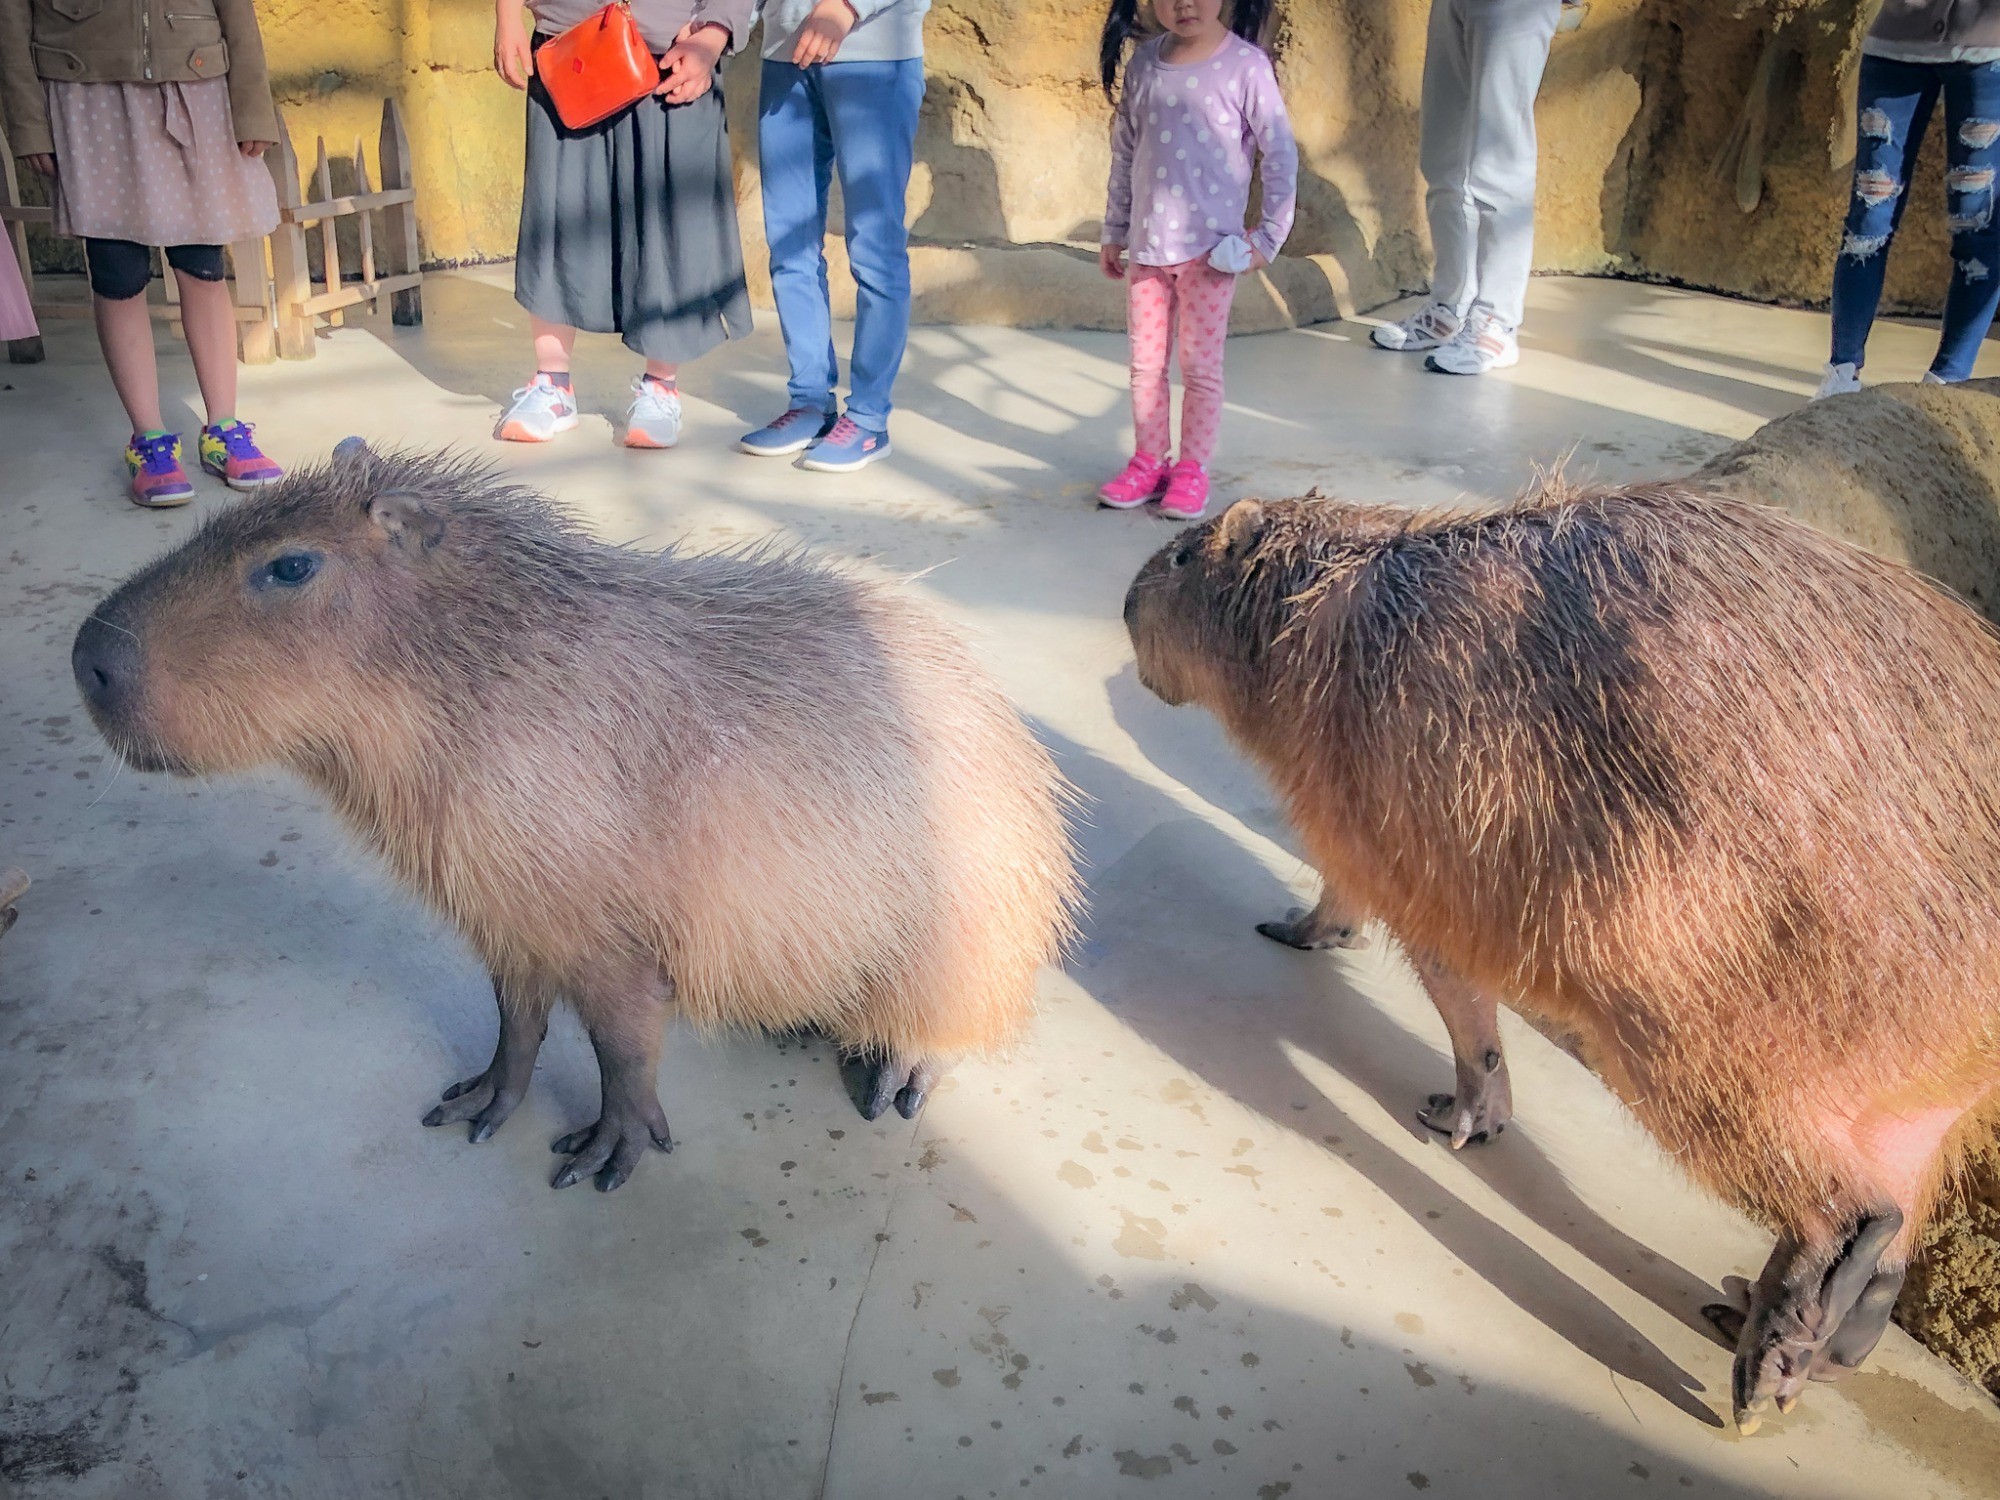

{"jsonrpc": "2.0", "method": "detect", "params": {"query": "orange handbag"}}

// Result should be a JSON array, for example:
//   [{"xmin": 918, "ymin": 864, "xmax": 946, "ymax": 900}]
[{"xmin": 536, "ymin": 1, "xmax": 661, "ymax": 131}]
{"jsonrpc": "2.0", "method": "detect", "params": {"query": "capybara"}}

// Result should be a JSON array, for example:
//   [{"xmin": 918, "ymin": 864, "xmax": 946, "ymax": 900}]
[
  {"xmin": 73, "ymin": 441, "xmax": 1077, "ymax": 1191},
  {"xmin": 1123, "ymin": 484, "xmax": 2000, "ymax": 1432}
]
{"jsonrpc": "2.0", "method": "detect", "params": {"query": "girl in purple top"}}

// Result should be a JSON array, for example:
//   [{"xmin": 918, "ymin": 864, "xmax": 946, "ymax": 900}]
[{"xmin": 1097, "ymin": 0, "xmax": 1295, "ymax": 520}]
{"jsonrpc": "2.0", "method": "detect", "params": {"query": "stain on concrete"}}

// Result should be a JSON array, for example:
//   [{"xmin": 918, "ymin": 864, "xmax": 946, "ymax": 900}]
[
  {"xmin": 1168, "ymin": 1282, "xmax": 1217, "ymax": 1312},
  {"xmin": 1112, "ymin": 1210, "xmax": 1167, "ymax": 1260},
  {"xmin": 1057, "ymin": 1161, "xmax": 1096, "ymax": 1189},
  {"xmin": 1115, "ymin": 1449, "xmax": 1173, "ymax": 1478},
  {"xmin": 932, "ymin": 1368, "xmax": 959, "ymax": 1387}
]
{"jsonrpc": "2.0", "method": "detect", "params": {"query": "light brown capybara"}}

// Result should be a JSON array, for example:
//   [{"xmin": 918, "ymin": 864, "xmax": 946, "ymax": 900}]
[
  {"xmin": 1123, "ymin": 483, "xmax": 2000, "ymax": 1433},
  {"xmin": 73, "ymin": 440, "xmax": 1078, "ymax": 1192}
]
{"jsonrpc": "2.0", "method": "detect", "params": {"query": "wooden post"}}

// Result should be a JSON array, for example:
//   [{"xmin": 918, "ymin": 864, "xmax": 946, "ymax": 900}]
[
  {"xmin": 266, "ymin": 112, "xmax": 314, "ymax": 360},
  {"xmin": 378, "ymin": 97, "xmax": 423, "ymax": 326},
  {"xmin": 352, "ymin": 137, "xmax": 378, "ymax": 290},
  {"xmin": 231, "ymin": 234, "xmax": 275, "ymax": 364},
  {"xmin": 0, "ymin": 138, "xmax": 43, "ymax": 364},
  {"xmin": 313, "ymin": 137, "xmax": 343, "ymax": 328}
]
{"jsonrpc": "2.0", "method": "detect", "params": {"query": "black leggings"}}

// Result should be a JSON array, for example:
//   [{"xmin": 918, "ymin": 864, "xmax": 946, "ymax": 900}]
[{"xmin": 84, "ymin": 238, "xmax": 226, "ymax": 301}]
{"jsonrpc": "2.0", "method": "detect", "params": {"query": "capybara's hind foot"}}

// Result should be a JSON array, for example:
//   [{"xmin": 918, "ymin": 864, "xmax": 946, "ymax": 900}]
[
  {"xmin": 1415, "ymin": 1044, "xmax": 1513, "ymax": 1149},
  {"xmin": 860, "ymin": 1054, "xmax": 943, "ymax": 1122},
  {"xmin": 1730, "ymin": 1210, "xmax": 1905, "ymax": 1434},
  {"xmin": 550, "ymin": 1099, "xmax": 673, "ymax": 1192},
  {"xmin": 1256, "ymin": 905, "xmax": 1368, "ymax": 951}
]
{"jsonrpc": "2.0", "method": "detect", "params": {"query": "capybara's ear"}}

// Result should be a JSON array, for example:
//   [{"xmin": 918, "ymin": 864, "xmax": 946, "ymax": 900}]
[
  {"xmin": 333, "ymin": 436, "xmax": 372, "ymax": 463},
  {"xmin": 1218, "ymin": 499, "xmax": 1267, "ymax": 558},
  {"xmin": 369, "ymin": 492, "xmax": 447, "ymax": 554}
]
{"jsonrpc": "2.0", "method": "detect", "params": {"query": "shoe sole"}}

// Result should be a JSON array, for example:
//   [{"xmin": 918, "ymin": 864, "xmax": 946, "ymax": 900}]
[
  {"xmin": 1371, "ymin": 335, "xmax": 1448, "ymax": 352},
  {"xmin": 1159, "ymin": 503, "xmax": 1207, "ymax": 521},
  {"xmin": 201, "ymin": 460, "xmax": 282, "ymax": 491},
  {"xmin": 497, "ymin": 413, "xmax": 579, "ymax": 443},
  {"xmin": 1098, "ymin": 490, "xmax": 1159, "ymax": 510},
  {"xmin": 623, "ymin": 428, "xmax": 680, "ymax": 450},
  {"xmin": 1425, "ymin": 353, "xmax": 1521, "ymax": 376},
  {"xmin": 738, "ymin": 433, "xmax": 821, "ymax": 456},
  {"xmin": 797, "ymin": 444, "xmax": 891, "ymax": 473}
]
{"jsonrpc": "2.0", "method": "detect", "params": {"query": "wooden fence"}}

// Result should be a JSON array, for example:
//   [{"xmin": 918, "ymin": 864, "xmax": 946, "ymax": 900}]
[{"xmin": 0, "ymin": 97, "xmax": 421, "ymax": 365}]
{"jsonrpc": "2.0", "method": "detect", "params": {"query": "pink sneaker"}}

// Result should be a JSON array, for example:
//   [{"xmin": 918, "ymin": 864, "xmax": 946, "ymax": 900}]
[
  {"xmin": 1159, "ymin": 460, "xmax": 1209, "ymax": 520},
  {"xmin": 1098, "ymin": 452, "xmax": 1169, "ymax": 509}
]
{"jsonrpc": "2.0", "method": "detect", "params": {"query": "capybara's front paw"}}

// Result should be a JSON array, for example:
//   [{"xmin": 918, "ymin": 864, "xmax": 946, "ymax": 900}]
[
  {"xmin": 1256, "ymin": 905, "xmax": 1367, "ymax": 951},
  {"xmin": 859, "ymin": 1054, "xmax": 943, "ymax": 1122},
  {"xmin": 1415, "ymin": 1086, "xmax": 1510, "ymax": 1149},
  {"xmin": 421, "ymin": 1069, "xmax": 527, "ymax": 1144},
  {"xmin": 550, "ymin": 1104, "xmax": 673, "ymax": 1192}
]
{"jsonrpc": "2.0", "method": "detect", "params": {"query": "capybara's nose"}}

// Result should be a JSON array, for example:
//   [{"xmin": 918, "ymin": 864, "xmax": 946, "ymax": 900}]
[{"xmin": 72, "ymin": 611, "xmax": 139, "ymax": 719}]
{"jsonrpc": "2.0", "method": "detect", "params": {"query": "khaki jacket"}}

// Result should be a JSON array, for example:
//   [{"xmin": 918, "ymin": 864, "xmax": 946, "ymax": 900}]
[
  {"xmin": 0, "ymin": 0, "xmax": 279, "ymax": 159},
  {"xmin": 1869, "ymin": 0, "xmax": 2000, "ymax": 54}
]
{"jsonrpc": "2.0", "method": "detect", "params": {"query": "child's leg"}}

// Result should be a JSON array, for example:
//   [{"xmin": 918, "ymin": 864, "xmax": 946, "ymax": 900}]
[
  {"xmin": 760, "ymin": 59, "xmax": 840, "ymax": 415},
  {"xmin": 84, "ymin": 238, "xmax": 165, "ymax": 433},
  {"xmin": 1831, "ymin": 56, "xmax": 1938, "ymax": 369},
  {"xmin": 166, "ymin": 246, "xmax": 237, "ymax": 425},
  {"xmin": 1171, "ymin": 261, "xmax": 1238, "ymax": 468},
  {"xmin": 532, "ymin": 316, "xmax": 577, "ymax": 375},
  {"xmin": 820, "ymin": 58, "xmax": 925, "ymax": 432},
  {"xmin": 1128, "ymin": 263, "xmax": 1176, "ymax": 461},
  {"xmin": 1931, "ymin": 60, "xmax": 2000, "ymax": 380}
]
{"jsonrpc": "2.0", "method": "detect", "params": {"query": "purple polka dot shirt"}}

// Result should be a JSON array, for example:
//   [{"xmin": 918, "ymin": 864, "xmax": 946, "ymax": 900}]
[{"xmin": 1102, "ymin": 33, "xmax": 1299, "ymax": 268}]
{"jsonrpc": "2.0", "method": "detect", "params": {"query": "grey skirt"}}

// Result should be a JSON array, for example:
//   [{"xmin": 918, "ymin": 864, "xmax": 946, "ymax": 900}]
[{"xmin": 515, "ymin": 65, "xmax": 753, "ymax": 364}]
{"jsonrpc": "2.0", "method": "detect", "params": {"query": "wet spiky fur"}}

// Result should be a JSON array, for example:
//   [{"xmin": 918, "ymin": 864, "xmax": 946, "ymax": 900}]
[
  {"xmin": 82, "ymin": 445, "xmax": 1078, "ymax": 1071},
  {"xmin": 1125, "ymin": 481, "xmax": 2000, "ymax": 1255}
]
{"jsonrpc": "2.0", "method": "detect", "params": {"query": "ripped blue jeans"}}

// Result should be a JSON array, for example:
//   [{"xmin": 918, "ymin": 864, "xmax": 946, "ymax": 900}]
[{"xmin": 1831, "ymin": 53, "xmax": 2000, "ymax": 381}]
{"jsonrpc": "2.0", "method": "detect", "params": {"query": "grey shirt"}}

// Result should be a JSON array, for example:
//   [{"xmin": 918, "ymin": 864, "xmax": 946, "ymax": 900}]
[
  {"xmin": 528, "ymin": 0, "xmax": 756, "ymax": 55},
  {"xmin": 755, "ymin": 0, "xmax": 927, "ymax": 63}
]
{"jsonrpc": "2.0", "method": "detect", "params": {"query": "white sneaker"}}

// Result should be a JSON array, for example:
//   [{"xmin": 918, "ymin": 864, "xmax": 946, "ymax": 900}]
[
  {"xmin": 1426, "ymin": 307, "xmax": 1520, "ymax": 375},
  {"xmin": 623, "ymin": 377, "xmax": 682, "ymax": 449},
  {"xmin": 1371, "ymin": 301, "xmax": 1463, "ymax": 352},
  {"xmin": 1922, "ymin": 370, "xmax": 1950, "ymax": 386},
  {"xmin": 496, "ymin": 376, "xmax": 579, "ymax": 443},
  {"xmin": 1813, "ymin": 362, "xmax": 1863, "ymax": 400}
]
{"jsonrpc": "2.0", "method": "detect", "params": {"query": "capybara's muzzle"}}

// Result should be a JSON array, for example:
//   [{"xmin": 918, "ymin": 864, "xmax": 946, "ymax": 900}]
[{"xmin": 72, "ymin": 609, "xmax": 175, "ymax": 772}]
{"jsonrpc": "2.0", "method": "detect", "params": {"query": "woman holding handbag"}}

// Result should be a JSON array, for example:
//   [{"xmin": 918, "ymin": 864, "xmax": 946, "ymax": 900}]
[{"xmin": 492, "ymin": 0, "xmax": 755, "ymax": 449}]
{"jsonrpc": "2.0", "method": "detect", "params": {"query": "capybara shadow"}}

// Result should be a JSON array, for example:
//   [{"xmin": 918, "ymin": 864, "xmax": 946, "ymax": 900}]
[
  {"xmin": 72, "ymin": 441, "xmax": 1079, "ymax": 1192},
  {"xmin": 1123, "ymin": 483, "xmax": 2000, "ymax": 1433}
]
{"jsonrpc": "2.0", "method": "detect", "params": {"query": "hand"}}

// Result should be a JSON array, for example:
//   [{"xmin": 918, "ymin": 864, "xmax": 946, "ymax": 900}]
[
  {"xmin": 495, "ymin": 13, "xmax": 534, "ymax": 89},
  {"xmin": 657, "ymin": 20, "xmax": 726, "ymax": 104},
  {"xmin": 791, "ymin": 0, "xmax": 856, "ymax": 66},
  {"xmin": 24, "ymin": 152, "xmax": 55, "ymax": 178},
  {"xmin": 238, "ymin": 140, "xmax": 271, "ymax": 159},
  {"xmin": 1100, "ymin": 242, "xmax": 1126, "ymax": 281},
  {"xmin": 1248, "ymin": 249, "xmax": 1269, "ymax": 272}
]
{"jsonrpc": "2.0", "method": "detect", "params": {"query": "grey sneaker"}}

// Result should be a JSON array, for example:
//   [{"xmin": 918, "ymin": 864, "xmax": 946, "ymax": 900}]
[
  {"xmin": 739, "ymin": 405, "xmax": 836, "ymax": 457},
  {"xmin": 1371, "ymin": 301, "xmax": 1463, "ymax": 352}
]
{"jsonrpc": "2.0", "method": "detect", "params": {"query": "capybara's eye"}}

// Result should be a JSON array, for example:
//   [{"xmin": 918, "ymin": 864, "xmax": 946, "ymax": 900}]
[
  {"xmin": 266, "ymin": 553, "xmax": 319, "ymax": 587},
  {"xmin": 1170, "ymin": 546, "xmax": 1194, "ymax": 570}
]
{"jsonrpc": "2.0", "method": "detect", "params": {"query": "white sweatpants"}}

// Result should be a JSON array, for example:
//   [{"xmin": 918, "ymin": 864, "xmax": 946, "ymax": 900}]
[{"xmin": 1419, "ymin": 0, "xmax": 1561, "ymax": 329}]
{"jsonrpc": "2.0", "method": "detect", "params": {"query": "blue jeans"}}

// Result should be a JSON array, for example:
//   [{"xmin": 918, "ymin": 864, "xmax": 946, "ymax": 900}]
[
  {"xmin": 759, "ymin": 58, "xmax": 925, "ymax": 431},
  {"xmin": 1831, "ymin": 53, "xmax": 2000, "ymax": 381}
]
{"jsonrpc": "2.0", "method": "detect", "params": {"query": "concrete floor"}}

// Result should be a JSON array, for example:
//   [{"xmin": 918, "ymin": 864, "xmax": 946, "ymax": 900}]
[{"xmin": 3, "ymin": 273, "xmax": 1999, "ymax": 1500}]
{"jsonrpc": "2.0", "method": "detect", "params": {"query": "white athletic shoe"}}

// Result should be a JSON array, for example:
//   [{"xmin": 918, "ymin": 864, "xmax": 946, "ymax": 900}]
[
  {"xmin": 1426, "ymin": 307, "xmax": 1520, "ymax": 375},
  {"xmin": 496, "ymin": 376, "xmax": 579, "ymax": 443},
  {"xmin": 1813, "ymin": 361, "xmax": 1863, "ymax": 400},
  {"xmin": 1370, "ymin": 301, "xmax": 1463, "ymax": 352},
  {"xmin": 623, "ymin": 377, "xmax": 683, "ymax": 449}
]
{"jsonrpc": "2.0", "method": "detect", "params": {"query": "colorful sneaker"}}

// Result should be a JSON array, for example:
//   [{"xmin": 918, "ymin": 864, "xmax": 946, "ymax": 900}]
[
  {"xmin": 796, "ymin": 415, "xmax": 891, "ymax": 473},
  {"xmin": 1813, "ymin": 361, "xmax": 1863, "ymax": 400},
  {"xmin": 1371, "ymin": 301, "xmax": 1462, "ymax": 352},
  {"xmin": 1158, "ymin": 459, "xmax": 1210, "ymax": 521},
  {"xmin": 1426, "ymin": 306, "xmax": 1520, "ymax": 375},
  {"xmin": 1098, "ymin": 452, "xmax": 1170, "ymax": 510},
  {"xmin": 623, "ymin": 376, "xmax": 682, "ymax": 449},
  {"xmin": 496, "ymin": 375, "xmax": 579, "ymax": 443},
  {"xmin": 125, "ymin": 431, "xmax": 195, "ymax": 508},
  {"xmin": 739, "ymin": 405, "xmax": 836, "ymax": 457},
  {"xmin": 199, "ymin": 419, "xmax": 284, "ymax": 490}
]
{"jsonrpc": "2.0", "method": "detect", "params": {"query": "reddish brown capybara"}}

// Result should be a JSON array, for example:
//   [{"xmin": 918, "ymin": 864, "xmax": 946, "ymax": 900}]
[
  {"xmin": 1122, "ymin": 483, "xmax": 2000, "ymax": 1432},
  {"xmin": 73, "ymin": 440, "xmax": 1078, "ymax": 1192}
]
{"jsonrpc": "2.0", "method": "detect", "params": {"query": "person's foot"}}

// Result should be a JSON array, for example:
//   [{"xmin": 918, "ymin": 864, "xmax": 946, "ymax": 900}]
[
  {"xmin": 1158, "ymin": 459, "xmax": 1210, "ymax": 520},
  {"xmin": 623, "ymin": 376, "xmax": 682, "ymax": 449},
  {"xmin": 125, "ymin": 431, "xmax": 195, "ymax": 508},
  {"xmin": 1371, "ymin": 301, "xmax": 1463, "ymax": 352},
  {"xmin": 1426, "ymin": 307, "xmax": 1520, "ymax": 375},
  {"xmin": 1098, "ymin": 452, "xmax": 1171, "ymax": 509},
  {"xmin": 198, "ymin": 419, "xmax": 284, "ymax": 490},
  {"xmin": 1813, "ymin": 361, "xmax": 1863, "ymax": 400},
  {"xmin": 797, "ymin": 415, "xmax": 891, "ymax": 472},
  {"xmin": 739, "ymin": 405, "xmax": 836, "ymax": 456},
  {"xmin": 496, "ymin": 375, "xmax": 579, "ymax": 443}
]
